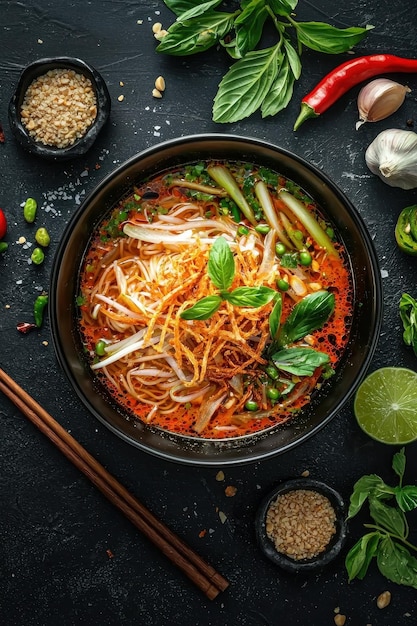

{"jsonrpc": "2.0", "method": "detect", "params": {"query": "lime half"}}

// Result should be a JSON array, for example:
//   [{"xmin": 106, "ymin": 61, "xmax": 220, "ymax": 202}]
[{"xmin": 354, "ymin": 367, "xmax": 417, "ymax": 445}]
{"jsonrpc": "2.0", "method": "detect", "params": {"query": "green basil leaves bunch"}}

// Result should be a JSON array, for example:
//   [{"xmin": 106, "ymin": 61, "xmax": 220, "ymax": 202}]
[
  {"xmin": 156, "ymin": 0, "xmax": 372, "ymax": 123},
  {"xmin": 346, "ymin": 448, "xmax": 417, "ymax": 589}
]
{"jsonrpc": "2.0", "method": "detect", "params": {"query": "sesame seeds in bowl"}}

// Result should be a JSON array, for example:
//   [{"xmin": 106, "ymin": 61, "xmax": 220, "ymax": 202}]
[
  {"xmin": 8, "ymin": 57, "xmax": 111, "ymax": 160},
  {"xmin": 255, "ymin": 478, "xmax": 347, "ymax": 572}
]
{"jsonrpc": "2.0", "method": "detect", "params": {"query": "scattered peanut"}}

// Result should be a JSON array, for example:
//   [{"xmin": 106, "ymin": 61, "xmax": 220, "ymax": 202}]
[
  {"xmin": 152, "ymin": 22, "xmax": 162, "ymax": 34},
  {"xmin": 216, "ymin": 470, "xmax": 225, "ymax": 481},
  {"xmin": 117, "ymin": 95, "xmax": 125, "ymax": 102},
  {"xmin": 152, "ymin": 88, "xmax": 163, "ymax": 99},
  {"xmin": 20, "ymin": 68, "xmax": 97, "ymax": 148},
  {"xmin": 376, "ymin": 590, "xmax": 391, "ymax": 609},
  {"xmin": 334, "ymin": 615, "xmax": 346, "ymax": 626},
  {"xmin": 266, "ymin": 489, "xmax": 337, "ymax": 560},
  {"xmin": 155, "ymin": 76, "xmax": 166, "ymax": 92}
]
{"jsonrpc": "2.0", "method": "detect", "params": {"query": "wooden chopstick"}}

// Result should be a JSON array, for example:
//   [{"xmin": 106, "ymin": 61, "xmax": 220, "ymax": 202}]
[{"xmin": 0, "ymin": 367, "xmax": 229, "ymax": 600}]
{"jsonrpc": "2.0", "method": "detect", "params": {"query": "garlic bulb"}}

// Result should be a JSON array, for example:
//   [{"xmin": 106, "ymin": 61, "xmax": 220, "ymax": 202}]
[
  {"xmin": 356, "ymin": 78, "xmax": 411, "ymax": 130},
  {"xmin": 365, "ymin": 129, "xmax": 417, "ymax": 190}
]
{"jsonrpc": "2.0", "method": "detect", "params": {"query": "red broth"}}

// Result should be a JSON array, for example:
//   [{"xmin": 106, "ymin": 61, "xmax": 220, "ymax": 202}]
[{"xmin": 78, "ymin": 161, "xmax": 353, "ymax": 439}]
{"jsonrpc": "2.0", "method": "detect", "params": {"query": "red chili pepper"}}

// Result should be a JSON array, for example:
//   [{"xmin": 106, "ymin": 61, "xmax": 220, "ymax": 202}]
[
  {"xmin": 0, "ymin": 208, "xmax": 7, "ymax": 239},
  {"xmin": 294, "ymin": 54, "xmax": 417, "ymax": 130}
]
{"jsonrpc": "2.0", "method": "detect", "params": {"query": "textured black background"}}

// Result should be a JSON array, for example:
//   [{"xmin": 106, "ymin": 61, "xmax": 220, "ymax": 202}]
[{"xmin": 1, "ymin": 1, "xmax": 417, "ymax": 625}]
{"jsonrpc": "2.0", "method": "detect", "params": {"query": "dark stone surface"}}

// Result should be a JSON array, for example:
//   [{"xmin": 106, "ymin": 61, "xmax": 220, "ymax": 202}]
[{"xmin": 1, "ymin": 1, "xmax": 417, "ymax": 625}]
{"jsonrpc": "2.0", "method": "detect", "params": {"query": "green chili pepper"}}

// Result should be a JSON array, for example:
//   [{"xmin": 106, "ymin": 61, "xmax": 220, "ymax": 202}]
[
  {"xmin": 395, "ymin": 205, "xmax": 417, "ymax": 255},
  {"xmin": 31, "ymin": 247, "xmax": 45, "ymax": 265},
  {"xmin": 35, "ymin": 227, "xmax": 50, "ymax": 247},
  {"xmin": 23, "ymin": 197, "xmax": 38, "ymax": 223},
  {"xmin": 0, "ymin": 242, "xmax": 8, "ymax": 254},
  {"xmin": 34, "ymin": 293, "xmax": 48, "ymax": 327}
]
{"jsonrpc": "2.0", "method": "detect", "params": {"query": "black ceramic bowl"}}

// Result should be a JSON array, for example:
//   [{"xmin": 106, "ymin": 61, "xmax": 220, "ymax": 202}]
[
  {"xmin": 8, "ymin": 57, "xmax": 111, "ymax": 160},
  {"xmin": 49, "ymin": 134, "xmax": 383, "ymax": 466},
  {"xmin": 255, "ymin": 478, "xmax": 347, "ymax": 572}
]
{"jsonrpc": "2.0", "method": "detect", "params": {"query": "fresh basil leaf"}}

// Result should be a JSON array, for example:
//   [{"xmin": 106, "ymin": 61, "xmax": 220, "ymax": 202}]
[
  {"xmin": 278, "ymin": 290, "xmax": 335, "ymax": 347},
  {"xmin": 222, "ymin": 286, "xmax": 277, "ymax": 308},
  {"xmin": 156, "ymin": 11, "xmax": 235, "ymax": 56},
  {"xmin": 261, "ymin": 55, "xmax": 295, "ymax": 118},
  {"xmin": 234, "ymin": 0, "xmax": 269, "ymax": 58},
  {"xmin": 395, "ymin": 485, "xmax": 417, "ymax": 513},
  {"xmin": 269, "ymin": 293, "xmax": 282, "ymax": 340},
  {"xmin": 392, "ymin": 447, "xmax": 406, "ymax": 483},
  {"xmin": 207, "ymin": 236, "xmax": 235, "ymax": 291},
  {"xmin": 369, "ymin": 498, "xmax": 407, "ymax": 538},
  {"xmin": 180, "ymin": 295, "xmax": 222, "ymax": 320},
  {"xmin": 213, "ymin": 45, "xmax": 280, "ymax": 123},
  {"xmin": 269, "ymin": 0, "xmax": 298, "ymax": 16},
  {"xmin": 271, "ymin": 347, "xmax": 329, "ymax": 376},
  {"xmin": 283, "ymin": 38, "xmax": 302, "ymax": 79},
  {"xmin": 377, "ymin": 536, "xmax": 417, "ymax": 589},
  {"xmin": 294, "ymin": 22, "xmax": 372, "ymax": 54},
  {"xmin": 176, "ymin": 0, "xmax": 224, "ymax": 23},
  {"xmin": 347, "ymin": 474, "xmax": 393, "ymax": 519},
  {"xmin": 164, "ymin": 0, "xmax": 201, "ymax": 16},
  {"xmin": 345, "ymin": 532, "xmax": 381, "ymax": 582}
]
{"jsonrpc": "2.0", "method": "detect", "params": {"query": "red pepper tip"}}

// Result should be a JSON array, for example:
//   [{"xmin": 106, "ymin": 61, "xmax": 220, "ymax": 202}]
[{"xmin": 293, "ymin": 102, "xmax": 319, "ymax": 131}]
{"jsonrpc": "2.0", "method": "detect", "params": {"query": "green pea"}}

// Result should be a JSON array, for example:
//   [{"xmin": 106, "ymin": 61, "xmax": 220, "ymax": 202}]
[
  {"xmin": 35, "ymin": 227, "xmax": 50, "ymax": 247},
  {"xmin": 255, "ymin": 223, "xmax": 270, "ymax": 235},
  {"xmin": 266, "ymin": 387, "xmax": 280, "ymax": 401},
  {"xmin": 245, "ymin": 399, "xmax": 259, "ymax": 411},
  {"xmin": 293, "ymin": 229, "xmax": 304, "ymax": 241},
  {"xmin": 265, "ymin": 364, "xmax": 279, "ymax": 380},
  {"xmin": 237, "ymin": 225, "xmax": 249, "ymax": 236},
  {"xmin": 95, "ymin": 340, "xmax": 107, "ymax": 356},
  {"xmin": 31, "ymin": 247, "xmax": 45, "ymax": 265},
  {"xmin": 0, "ymin": 242, "xmax": 8, "ymax": 254},
  {"xmin": 299, "ymin": 250, "xmax": 312, "ymax": 266},
  {"xmin": 23, "ymin": 197, "xmax": 38, "ymax": 223},
  {"xmin": 275, "ymin": 243, "xmax": 286, "ymax": 256},
  {"xmin": 276, "ymin": 278, "xmax": 289, "ymax": 291},
  {"xmin": 326, "ymin": 226, "xmax": 335, "ymax": 240}
]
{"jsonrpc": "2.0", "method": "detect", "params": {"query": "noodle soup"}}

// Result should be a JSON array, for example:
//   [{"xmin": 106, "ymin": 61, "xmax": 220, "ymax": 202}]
[{"xmin": 77, "ymin": 161, "xmax": 353, "ymax": 440}]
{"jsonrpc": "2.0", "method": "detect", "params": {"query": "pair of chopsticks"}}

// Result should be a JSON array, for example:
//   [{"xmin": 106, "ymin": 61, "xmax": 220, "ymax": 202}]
[{"xmin": 0, "ymin": 367, "xmax": 229, "ymax": 600}]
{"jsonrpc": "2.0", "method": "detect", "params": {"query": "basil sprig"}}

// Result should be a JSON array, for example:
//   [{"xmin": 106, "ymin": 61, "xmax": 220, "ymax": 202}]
[
  {"xmin": 157, "ymin": 0, "xmax": 371, "ymax": 123},
  {"xmin": 345, "ymin": 448, "xmax": 417, "ymax": 589},
  {"xmin": 180, "ymin": 236, "xmax": 277, "ymax": 320}
]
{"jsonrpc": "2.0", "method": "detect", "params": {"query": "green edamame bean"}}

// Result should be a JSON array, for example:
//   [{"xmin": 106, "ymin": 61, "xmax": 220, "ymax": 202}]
[
  {"xmin": 31, "ymin": 247, "xmax": 45, "ymax": 265},
  {"xmin": 265, "ymin": 364, "xmax": 279, "ymax": 380},
  {"xmin": 0, "ymin": 242, "xmax": 8, "ymax": 254},
  {"xmin": 299, "ymin": 250, "xmax": 312, "ymax": 266},
  {"xmin": 245, "ymin": 399, "xmax": 259, "ymax": 411},
  {"xmin": 95, "ymin": 340, "xmax": 107, "ymax": 356},
  {"xmin": 34, "ymin": 293, "xmax": 48, "ymax": 327},
  {"xmin": 23, "ymin": 198, "xmax": 38, "ymax": 223},
  {"xmin": 276, "ymin": 278, "xmax": 289, "ymax": 291},
  {"xmin": 255, "ymin": 223, "xmax": 270, "ymax": 235},
  {"xmin": 35, "ymin": 227, "xmax": 51, "ymax": 247},
  {"xmin": 237, "ymin": 225, "xmax": 249, "ymax": 236}
]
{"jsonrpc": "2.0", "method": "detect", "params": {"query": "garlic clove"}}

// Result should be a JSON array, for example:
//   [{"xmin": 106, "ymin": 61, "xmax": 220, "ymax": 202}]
[
  {"xmin": 356, "ymin": 78, "xmax": 411, "ymax": 130},
  {"xmin": 365, "ymin": 128, "xmax": 417, "ymax": 190}
]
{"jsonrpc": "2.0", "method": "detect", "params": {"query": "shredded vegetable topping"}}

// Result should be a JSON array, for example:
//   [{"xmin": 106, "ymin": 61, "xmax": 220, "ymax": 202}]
[{"xmin": 78, "ymin": 161, "xmax": 353, "ymax": 439}]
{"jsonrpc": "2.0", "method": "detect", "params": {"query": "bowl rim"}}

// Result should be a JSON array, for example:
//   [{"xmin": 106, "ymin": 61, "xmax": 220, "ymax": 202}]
[
  {"xmin": 49, "ymin": 133, "xmax": 384, "ymax": 466},
  {"xmin": 255, "ymin": 477, "xmax": 347, "ymax": 572},
  {"xmin": 8, "ymin": 56, "xmax": 111, "ymax": 160}
]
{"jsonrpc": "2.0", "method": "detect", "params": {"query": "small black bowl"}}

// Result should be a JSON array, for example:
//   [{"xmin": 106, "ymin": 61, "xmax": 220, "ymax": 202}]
[
  {"xmin": 255, "ymin": 478, "xmax": 347, "ymax": 573},
  {"xmin": 8, "ymin": 57, "xmax": 111, "ymax": 160}
]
